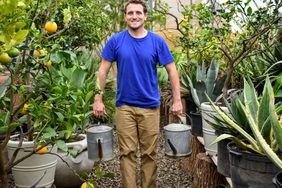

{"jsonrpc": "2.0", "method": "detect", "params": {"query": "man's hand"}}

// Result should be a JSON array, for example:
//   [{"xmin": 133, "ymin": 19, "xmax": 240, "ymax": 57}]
[
  {"xmin": 171, "ymin": 99, "xmax": 183, "ymax": 116},
  {"xmin": 93, "ymin": 94, "xmax": 106, "ymax": 117}
]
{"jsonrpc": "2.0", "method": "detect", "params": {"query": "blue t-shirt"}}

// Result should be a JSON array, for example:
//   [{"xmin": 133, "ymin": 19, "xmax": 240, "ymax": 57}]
[{"xmin": 101, "ymin": 30, "xmax": 174, "ymax": 108}]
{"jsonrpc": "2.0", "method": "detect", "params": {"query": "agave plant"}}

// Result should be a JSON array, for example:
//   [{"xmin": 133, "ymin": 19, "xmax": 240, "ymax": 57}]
[
  {"xmin": 182, "ymin": 59, "xmax": 226, "ymax": 109},
  {"xmin": 208, "ymin": 77, "xmax": 282, "ymax": 169}
]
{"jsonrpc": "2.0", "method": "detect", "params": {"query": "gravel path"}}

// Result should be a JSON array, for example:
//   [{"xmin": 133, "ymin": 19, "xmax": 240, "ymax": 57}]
[
  {"xmin": 4, "ymin": 120, "xmax": 194, "ymax": 188},
  {"xmin": 94, "ymin": 125, "xmax": 193, "ymax": 188}
]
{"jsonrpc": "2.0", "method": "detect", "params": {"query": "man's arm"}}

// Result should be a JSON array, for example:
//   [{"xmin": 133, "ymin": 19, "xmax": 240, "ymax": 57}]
[
  {"xmin": 93, "ymin": 58, "xmax": 112, "ymax": 117},
  {"xmin": 165, "ymin": 62, "xmax": 183, "ymax": 115}
]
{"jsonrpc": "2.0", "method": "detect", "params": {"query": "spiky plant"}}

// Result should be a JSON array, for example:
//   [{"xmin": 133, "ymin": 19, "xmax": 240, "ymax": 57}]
[
  {"xmin": 182, "ymin": 59, "xmax": 226, "ymax": 110},
  {"xmin": 208, "ymin": 77, "xmax": 282, "ymax": 169}
]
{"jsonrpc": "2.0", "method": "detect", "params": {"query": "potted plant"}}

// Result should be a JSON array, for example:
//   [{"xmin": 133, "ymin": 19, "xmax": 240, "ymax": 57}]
[
  {"xmin": 208, "ymin": 77, "xmax": 282, "ymax": 187},
  {"xmin": 0, "ymin": 0, "xmax": 107, "ymax": 187},
  {"xmin": 183, "ymin": 59, "xmax": 226, "ymax": 155},
  {"xmin": 27, "ymin": 49, "xmax": 98, "ymax": 188},
  {"xmin": 273, "ymin": 171, "xmax": 282, "ymax": 187}
]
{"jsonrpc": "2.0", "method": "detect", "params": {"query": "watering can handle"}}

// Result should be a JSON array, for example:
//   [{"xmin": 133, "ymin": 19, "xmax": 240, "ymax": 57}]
[{"xmin": 174, "ymin": 112, "xmax": 192, "ymax": 125}]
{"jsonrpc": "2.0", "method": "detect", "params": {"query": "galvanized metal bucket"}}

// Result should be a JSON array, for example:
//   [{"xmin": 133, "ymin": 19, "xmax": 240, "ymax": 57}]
[
  {"xmin": 164, "ymin": 123, "xmax": 192, "ymax": 157},
  {"xmin": 86, "ymin": 125, "xmax": 114, "ymax": 161}
]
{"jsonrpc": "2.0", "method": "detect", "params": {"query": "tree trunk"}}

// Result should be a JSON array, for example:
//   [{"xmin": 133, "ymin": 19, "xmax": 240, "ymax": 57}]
[
  {"xmin": 193, "ymin": 152, "xmax": 226, "ymax": 188},
  {"xmin": 181, "ymin": 136, "xmax": 205, "ymax": 176},
  {"xmin": 0, "ymin": 146, "xmax": 9, "ymax": 188}
]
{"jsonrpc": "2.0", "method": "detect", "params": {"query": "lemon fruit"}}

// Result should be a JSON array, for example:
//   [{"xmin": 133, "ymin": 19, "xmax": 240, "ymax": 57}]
[
  {"xmin": 39, "ymin": 49, "xmax": 48, "ymax": 55},
  {"xmin": 44, "ymin": 21, "xmax": 58, "ymax": 33},
  {"xmin": 0, "ymin": 53, "xmax": 12, "ymax": 65},
  {"xmin": 36, "ymin": 145, "xmax": 48, "ymax": 154},
  {"xmin": 35, "ymin": 50, "xmax": 41, "ymax": 57},
  {"xmin": 46, "ymin": 60, "xmax": 52, "ymax": 68},
  {"xmin": 7, "ymin": 47, "xmax": 20, "ymax": 57},
  {"xmin": 81, "ymin": 182, "xmax": 94, "ymax": 188},
  {"xmin": 21, "ymin": 103, "xmax": 29, "ymax": 115}
]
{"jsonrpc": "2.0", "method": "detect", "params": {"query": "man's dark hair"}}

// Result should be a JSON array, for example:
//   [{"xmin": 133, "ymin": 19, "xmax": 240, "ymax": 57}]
[{"xmin": 124, "ymin": 0, "xmax": 147, "ymax": 14}]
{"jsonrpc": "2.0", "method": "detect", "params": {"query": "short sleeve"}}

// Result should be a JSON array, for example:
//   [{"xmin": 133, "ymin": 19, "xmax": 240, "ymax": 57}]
[
  {"xmin": 101, "ymin": 35, "xmax": 116, "ymax": 62},
  {"xmin": 157, "ymin": 37, "xmax": 174, "ymax": 66}
]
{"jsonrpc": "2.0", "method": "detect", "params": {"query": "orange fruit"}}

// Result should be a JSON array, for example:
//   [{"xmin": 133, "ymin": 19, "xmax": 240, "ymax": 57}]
[
  {"xmin": 36, "ymin": 145, "xmax": 48, "ymax": 154},
  {"xmin": 46, "ymin": 60, "xmax": 52, "ymax": 68},
  {"xmin": 44, "ymin": 21, "xmax": 57, "ymax": 33},
  {"xmin": 35, "ymin": 50, "xmax": 41, "ymax": 57},
  {"xmin": 21, "ymin": 103, "xmax": 29, "ymax": 115},
  {"xmin": 80, "ymin": 182, "xmax": 94, "ymax": 188},
  {"xmin": 0, "ymin": 53, "xmax": 12, "ymax": 65},
  {"xmin": 35, "ymin": 49, "xmax": 47, "ymax": 58}
]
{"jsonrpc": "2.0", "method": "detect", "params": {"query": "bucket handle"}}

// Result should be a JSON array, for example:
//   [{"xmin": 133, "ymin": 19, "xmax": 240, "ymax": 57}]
[
  {"xmin": 171, "ymin": 112, "xmax": 192, "ymax": 125},
  {"xmin": 167, "ymin": 139, "xmax": 177, "ymax": 155},
  {"xmin": 97, "ymin": 138, "xmax": 103, "ymax": 159}
]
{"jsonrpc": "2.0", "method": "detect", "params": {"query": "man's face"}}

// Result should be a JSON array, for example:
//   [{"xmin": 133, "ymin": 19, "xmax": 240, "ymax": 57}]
[{"xmin": 125, "ymin": 3, "xmax": 147, "ymax": 31}]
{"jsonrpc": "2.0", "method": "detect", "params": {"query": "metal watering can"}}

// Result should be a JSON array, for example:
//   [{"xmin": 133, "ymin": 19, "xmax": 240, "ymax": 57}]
[
  {"xmin": 86, "ymin": 124, "xmax": 114, "ymax": 161},
  {"xmin": 163, "ymin": 115, "xmax": 192, "ymax": 157}
]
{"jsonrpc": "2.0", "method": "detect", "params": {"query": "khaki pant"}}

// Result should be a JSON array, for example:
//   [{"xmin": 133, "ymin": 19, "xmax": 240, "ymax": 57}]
[{"xmin": 116, "ymin": 105, "xmax": 160, "ymax": 188}]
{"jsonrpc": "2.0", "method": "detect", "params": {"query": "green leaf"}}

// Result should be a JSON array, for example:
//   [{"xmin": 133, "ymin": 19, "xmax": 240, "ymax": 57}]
[
  {"xmin": 247, "ymin": 7, "xmax": 252, "ymax": 16},
  {"xmin": 270, "ymin": 111, "xmax": 282, "ymax": 152},
  {"xmin": 0, "ymin": 77, "xmax": 10, "ymax": 99},
  {"xmin": 243, "ymin": 78, "xmax": 258, "ymax": 122},
  {"xmin": 13, "ymin": 30, "xmax": 29, "ymax": 44},
  {"xmin": 55, "ymin": 112, "xmax": 64, "ymax": 122},
  {"xmin": 258, "ymin": 78, "xmax": 273, "ymax": 137},
  {"xmin": 55, "ymin": 140, "xmax": 68, "ymax": 152},
  {"xmin": 68, "ymin": 148, "xmax": 78, "ymax": 157},
  {"xmin": 70, "ymin": 68, "xmax": 87, "ymax": 88},
  {"xmin": 95, "ymin": 166, "xmax": 102, "ymax": 180},
  {"xmin": 44, "ymin": 127, "xmax": 56, "ymax": 137},
  {"xmin": 210, "ymin": 133, "xmax": 234, "ymax": 145},
  {"xmin": 34, "ymin": 119, "xmax": 40, "ymax": 128},
  {"xmin": 15, "ymin": 22, "xmax": 26, "ymax": 30},
  {"xmin": 0, "ymin": 126, "xmax": 8, "ymax": 133},
  {"xmin": 85, "ymin": 91, "xmax": 94, "ymax": 103},
  {"xmin": 9, "ymin": 122, "xmax": 22, "ymax": 129},
  {"xmin": 18, "ymin": 115, "xmax": 27, "ymax": 124},
  {"xmin": 103, "ymin": 172, "xmax": 115, "ymax": 179},
  {"xmin": 206, "ymin": 60, "xmax": 218, "ymax": 97},
  {"xmin": 187, "ymin": 75, "xmax": 201, "ymax": 107}
]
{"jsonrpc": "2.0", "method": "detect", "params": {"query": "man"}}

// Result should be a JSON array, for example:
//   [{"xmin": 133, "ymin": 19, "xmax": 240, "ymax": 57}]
[{"xmin": 93, "ymin": 0, "xmax": 182, "ymax": 187}]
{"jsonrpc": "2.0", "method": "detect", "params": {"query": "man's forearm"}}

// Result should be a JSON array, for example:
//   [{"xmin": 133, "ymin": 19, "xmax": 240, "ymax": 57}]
[
  {"xmin": 169, "ymin": 72, "xmax": 181, "ymax": 102},
  {"xmin": 95, "ymin": 60, "xmax": 112, "ymax": 102},
  {"xmin": 166, "ymin": 63, "xmax": 181, "ymax": 102}
]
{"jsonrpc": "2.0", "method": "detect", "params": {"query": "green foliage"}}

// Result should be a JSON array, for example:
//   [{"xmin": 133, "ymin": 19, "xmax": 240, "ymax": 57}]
[
  {"xmin": 28, "ymin": 49, "xmax": 97, "ymax": 143},
  {"xmin": 208, "ymin": 77, "xmax": 282, "ymax": 169},
  {"xmin": 158, "ymin": 0, "xmax": 282, "ymax": 97},
  {"xmin": 56, "ymin": 0, "xmax": 112, "ymax": 49},
  {"xmin": 0, "ymin": 0, "xmax": 31, "ymax": 53},
  {"xmin": 183, "ymin": 59, "xmax": 226, "ymax": 108}
]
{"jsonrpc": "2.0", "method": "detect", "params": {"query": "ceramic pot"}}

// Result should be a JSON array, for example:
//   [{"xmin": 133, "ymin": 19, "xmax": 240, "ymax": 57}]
[{"xmin": 54, "ymin": 134, "xmax": 94, "ymax": 188}]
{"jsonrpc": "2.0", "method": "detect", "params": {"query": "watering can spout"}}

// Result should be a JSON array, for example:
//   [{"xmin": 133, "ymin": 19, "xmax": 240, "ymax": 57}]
[
  {"xmin": 167, "ymin": 139, "xmax": 177, "ymax": 155},
  {"xmin": 97, "ymin": 139, "xmax": 103, "ymax": 159}
]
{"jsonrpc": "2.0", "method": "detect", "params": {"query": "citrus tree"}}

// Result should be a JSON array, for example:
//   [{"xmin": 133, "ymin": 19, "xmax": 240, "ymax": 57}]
[{"xmin": 0, "ymin": 0, "xmax": 110, "ymax": 187}]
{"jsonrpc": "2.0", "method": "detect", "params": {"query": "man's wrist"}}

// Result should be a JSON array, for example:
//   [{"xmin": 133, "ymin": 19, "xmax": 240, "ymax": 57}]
[
  {"xmin": 95, "ymin": 88, "xmax": 104, "ymax": 95},
  {"xmin": 94, "ymin": 94, "xmax": 103, "ymax": 102}
]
